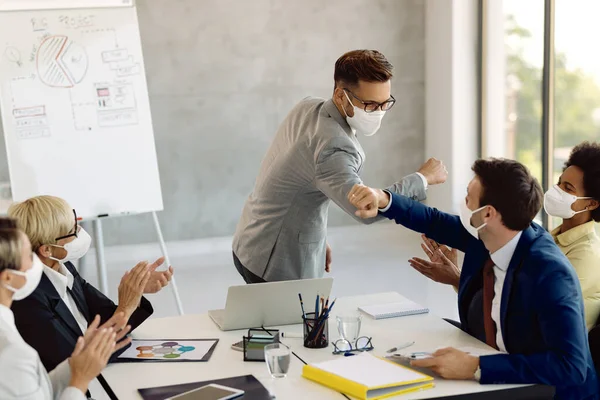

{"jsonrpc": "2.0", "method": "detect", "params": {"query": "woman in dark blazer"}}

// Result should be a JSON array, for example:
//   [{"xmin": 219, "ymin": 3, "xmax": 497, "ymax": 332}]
[{"xmin": 8, "ymin": 195, "xmax": 174, "ymax": 373}]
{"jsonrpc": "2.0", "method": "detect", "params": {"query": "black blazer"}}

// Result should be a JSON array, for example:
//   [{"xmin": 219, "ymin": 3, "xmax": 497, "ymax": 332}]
[{"xmin": 11, "ymin": 261, "xmax": 153, "ymax": 372}]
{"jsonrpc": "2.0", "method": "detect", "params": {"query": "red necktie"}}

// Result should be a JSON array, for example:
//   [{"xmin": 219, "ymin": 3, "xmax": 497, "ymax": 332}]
[{"xmin": 482, "ymin": 257, "xmax": 499, "ymax": 349}]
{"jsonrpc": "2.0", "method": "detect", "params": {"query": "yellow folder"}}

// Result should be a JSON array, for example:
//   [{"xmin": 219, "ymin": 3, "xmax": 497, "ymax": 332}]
[{"xmin": 302, "ymin": 353, "xmax": 434, "ymax": 400}]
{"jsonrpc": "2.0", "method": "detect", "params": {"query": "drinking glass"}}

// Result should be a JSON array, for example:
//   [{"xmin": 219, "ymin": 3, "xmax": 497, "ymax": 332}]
[
  {"xmin": 264, "ymin": 343, "xmax": 291, "ymax": 378},
  {"xmin": 336, "ymin": 314, "xmax": 362, "ymax": 342}
]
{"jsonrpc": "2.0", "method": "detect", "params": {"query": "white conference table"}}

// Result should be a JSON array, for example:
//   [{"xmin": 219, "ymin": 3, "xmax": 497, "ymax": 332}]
[{"xmin": 102, "ymin": 292, "xmax": 533, "ymax": 399}]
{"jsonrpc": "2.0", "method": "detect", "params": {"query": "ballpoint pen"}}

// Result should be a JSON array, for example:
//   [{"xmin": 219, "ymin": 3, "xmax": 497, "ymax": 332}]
[
  {"xmin": 386, "ymin": 341, "xmax": 415, "ymax": 353},
  {"xmin": 325, "ymin": 299, "xmax": 336, "ymax": 317}
]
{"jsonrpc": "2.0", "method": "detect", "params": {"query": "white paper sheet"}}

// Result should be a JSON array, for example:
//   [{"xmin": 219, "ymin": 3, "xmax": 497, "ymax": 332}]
[
  {"xmin": 358, "ymin": 301, "xmax": 429, "ymax": 319},
  {"xmin": 312, "ymin": 353, "xmax": 428, "ymax": 388}
]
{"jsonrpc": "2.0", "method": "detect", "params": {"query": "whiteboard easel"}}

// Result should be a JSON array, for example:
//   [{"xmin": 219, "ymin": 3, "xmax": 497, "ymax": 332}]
[{"xmin": 0, "ymin": 4, "xmax": 185, "ymax": 315}]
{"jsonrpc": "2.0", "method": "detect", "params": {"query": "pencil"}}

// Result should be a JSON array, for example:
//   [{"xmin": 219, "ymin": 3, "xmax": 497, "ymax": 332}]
[{"xmin": 298, "ymin": 293, "xmax": 307, "ymax": 320}]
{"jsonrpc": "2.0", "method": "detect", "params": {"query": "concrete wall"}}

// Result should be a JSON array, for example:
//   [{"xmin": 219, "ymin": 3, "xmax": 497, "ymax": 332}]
[{"xmin": 0, "ymin": 0, "xmax": 426, "ymax": 245}]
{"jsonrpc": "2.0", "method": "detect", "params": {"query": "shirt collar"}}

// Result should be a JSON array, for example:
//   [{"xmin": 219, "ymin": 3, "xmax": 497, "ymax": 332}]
[
  {"xmin": 552, "ymin": 221, "xmax": 597, "ymax": 247},
  {"xmin": 0, "ymin": 303, "xmax": 17, "ymax": 333},
  {"xmin": 324, "ymin": 98, "xmax": 353, "ymax": 135},
  {"xmin": 43, "ymin": 263, "xmax": 74, "ymax": 298},
  {"xmin": 490, "ymin": 231, "xmax": 523, "ymax": 271}
]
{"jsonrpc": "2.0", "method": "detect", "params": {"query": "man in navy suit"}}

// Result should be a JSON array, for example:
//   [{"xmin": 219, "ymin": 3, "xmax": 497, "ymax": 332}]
[{"xmin": 349, "ymin": 158, "xmax": 598, "ymax": 400}]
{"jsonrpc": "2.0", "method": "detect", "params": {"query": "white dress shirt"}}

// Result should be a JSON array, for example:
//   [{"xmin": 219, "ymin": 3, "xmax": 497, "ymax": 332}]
[
  {"xmin": 488, "ymin": 231, "xmax": 522, "ymax": 352},
  {"xmin": 43, "ymin": 265, "xmax": 111, "ymax": 399},
  {"xmin": 0, "ymin": 304, "xmax": 85, "ymax": 400},
  {"xmin": 43, "ymin": 264, "xmax": 88, "ymax": 334}
]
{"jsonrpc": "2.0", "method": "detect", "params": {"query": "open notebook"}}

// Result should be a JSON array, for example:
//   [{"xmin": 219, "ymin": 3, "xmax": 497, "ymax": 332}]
[
  {"xmin": 302, "ymin": 353, "xmax": 434, "ymax": 400},
  {"xmin": 359, "ymin": 300, "xmax": 429, "ymax": 320}
]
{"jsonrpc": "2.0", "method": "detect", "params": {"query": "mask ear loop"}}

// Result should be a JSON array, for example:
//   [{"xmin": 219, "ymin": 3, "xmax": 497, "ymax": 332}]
[
  {"xmin": 472, "ymin": 205, "xmax": 489, "ymax": 231},
  {"xmin": 341, "ymin": 90, "xmax": 355, "ymax": 118},
  {"xmin": 572, "ymin": 196, "xmax": 595, "ymax": 215},
  {"xmin": 3, "ymin": 268, "xmax": 26, "ymax": 294},
  {"xmin": 46, "ymin": 243, "xmax": 64, "ymax": 262}
]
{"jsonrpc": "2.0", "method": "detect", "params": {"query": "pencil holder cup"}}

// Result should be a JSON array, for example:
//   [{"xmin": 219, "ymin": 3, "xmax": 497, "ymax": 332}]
[{"xmin": 303, "ymin": 312, "xmax": 329, "ymax": 349}]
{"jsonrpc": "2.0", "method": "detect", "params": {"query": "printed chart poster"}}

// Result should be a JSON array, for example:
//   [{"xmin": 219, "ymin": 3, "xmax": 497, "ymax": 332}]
[{"xmin": 117, "ymin": 339, "xmax": 219, "ymax": 362}]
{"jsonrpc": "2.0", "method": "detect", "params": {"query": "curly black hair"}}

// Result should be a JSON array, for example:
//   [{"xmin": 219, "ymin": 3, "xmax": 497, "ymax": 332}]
[{"xmin": 565, "ymin": 142, "xmax": 600, "ymax": 222}]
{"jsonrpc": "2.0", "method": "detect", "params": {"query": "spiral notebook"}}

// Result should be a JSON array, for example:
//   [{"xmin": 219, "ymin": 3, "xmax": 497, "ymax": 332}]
[{"xmin": 358, "ymin": 301, "xmax": 429, "ymax": 320}]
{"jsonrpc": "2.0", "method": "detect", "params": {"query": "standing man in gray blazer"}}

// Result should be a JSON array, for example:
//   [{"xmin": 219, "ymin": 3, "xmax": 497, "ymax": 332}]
[{"xmin": 233, "ymin": 49, "xmax": 447, "ymax": 283}]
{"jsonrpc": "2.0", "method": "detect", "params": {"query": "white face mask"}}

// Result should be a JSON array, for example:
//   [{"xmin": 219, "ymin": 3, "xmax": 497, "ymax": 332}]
[
  {"xmin": 459, "ymin": 201, "xmax": 488, "ymax": 239},
  {"xmin": 3, "ymin": 254, "xmax": 44, "ymax": 301},
  {"xmin": 342, "ymin": 91, "xmax": 385, "ymax": 137},
  {"xmin": 49, "ymin": 227, "xmax": 92, "ymax": 263},
  {"xmin": 544, "ymin": 185, "xmax": 592, "ymax": 219}
]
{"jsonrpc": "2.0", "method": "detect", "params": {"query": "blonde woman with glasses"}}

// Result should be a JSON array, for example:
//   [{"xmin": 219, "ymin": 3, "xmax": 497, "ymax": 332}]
[
  {"xmin": 8, "ymin": 196, "xmax": 174, "ymax": 381},
  {"xmin": 0, "ymin": 217, "xmax": 131, "ymax": 399}
]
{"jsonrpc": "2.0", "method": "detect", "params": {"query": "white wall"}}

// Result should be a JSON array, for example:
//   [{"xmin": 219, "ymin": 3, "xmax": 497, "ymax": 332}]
[
  {"xmin": 426, "ymin": 0, "xmax": 479, "ymax": 214},
  {"xmin": 482, "ymin": 0, "xmax": 507, "ymax": 158},
  {"xmin": 425, "ymin": 0, "xmax": 479, "ymax": 318}
]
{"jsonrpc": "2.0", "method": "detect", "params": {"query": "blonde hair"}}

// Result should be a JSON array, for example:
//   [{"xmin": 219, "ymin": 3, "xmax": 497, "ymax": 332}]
[
  {"xmin": 8, "ymin": 196, "xmax": 74, "ymax": 251},
  {"xmin": 0, "ymin": 218, "xmax": 23, "ymax": 273}
]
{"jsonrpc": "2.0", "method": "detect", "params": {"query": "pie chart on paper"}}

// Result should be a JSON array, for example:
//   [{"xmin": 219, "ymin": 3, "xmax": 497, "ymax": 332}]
[{"xmin": 37, "ymin": 35, "xmax": 89, "ymax": 88}]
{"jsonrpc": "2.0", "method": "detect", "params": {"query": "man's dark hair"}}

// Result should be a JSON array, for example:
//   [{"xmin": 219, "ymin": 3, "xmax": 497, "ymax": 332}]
[
  {"xmin": 565, "ymin": 141, "xmax": 600, "ymax": 222},
  {"xmin": 334, "ymin": 50, "xmax": 393, "ymax": 89},
  {"xmin": 472, "ymin": 158, "xmax": 543, "ymax": 231}
]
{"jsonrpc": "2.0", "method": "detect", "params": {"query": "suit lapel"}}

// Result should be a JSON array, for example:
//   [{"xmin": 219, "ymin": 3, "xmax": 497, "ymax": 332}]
[
  {"xmin": 38, "ymin": 274, "xmax": 84, "ymax": 339},
  {"xmin": 64, "ymin": 263, "xmax": 91, "ymax": 322},
  {"xmin": 499, "ymin": 226, "xmax": 536, "ymax": 349}
]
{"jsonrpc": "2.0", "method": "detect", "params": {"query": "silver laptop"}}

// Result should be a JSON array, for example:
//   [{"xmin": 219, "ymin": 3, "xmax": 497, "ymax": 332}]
[{"xmin": 209, "ymin": 278, "xmax": 334, "ymax": 331}]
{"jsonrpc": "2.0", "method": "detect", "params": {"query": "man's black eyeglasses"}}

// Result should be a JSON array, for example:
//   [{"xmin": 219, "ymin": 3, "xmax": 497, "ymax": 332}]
[{"xmin": 343, "ymin": 88, "xmax": 396, "ymax": 113}]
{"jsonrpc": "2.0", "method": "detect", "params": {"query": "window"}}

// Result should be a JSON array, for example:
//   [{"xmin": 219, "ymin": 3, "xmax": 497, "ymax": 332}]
[
  {"xmin": 503, "ymin": 0, "xmax": 545, "ymax": 184},
  {"xmin": 482, "ymin": 0, "xmax": 600, "ymax": 232},
  {"xmin": 553, "ymin": 0, "xmax": 600, "ymax": 233}
]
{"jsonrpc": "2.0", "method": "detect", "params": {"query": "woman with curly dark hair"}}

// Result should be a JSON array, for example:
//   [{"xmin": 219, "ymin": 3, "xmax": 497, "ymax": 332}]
[{"xmin": 545, "ymin": 141, "xmax": 600, "ymax": 331}]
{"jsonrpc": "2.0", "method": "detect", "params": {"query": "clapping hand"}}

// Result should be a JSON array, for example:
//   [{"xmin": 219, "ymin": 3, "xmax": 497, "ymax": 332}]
[
  {"xmin": 408, "ymin": 235, "xmax": 460, "ymax": 288},
  {"xmin": 143, "ymin": 257, "xmax": 174, "ymax": 294},
  {"xmin": 117, "ymin": 261, "xmax": 152, "ymax": 318}
]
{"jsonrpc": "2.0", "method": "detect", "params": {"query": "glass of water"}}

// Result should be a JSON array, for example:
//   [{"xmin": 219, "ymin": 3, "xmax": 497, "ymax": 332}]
[
  {"xmin": 336, "ymin": 314, "xmax": 362, "ymax": 342},
  {"xmin": 264, "ymin": 343, "xmax": 291, "ymax": 378}
]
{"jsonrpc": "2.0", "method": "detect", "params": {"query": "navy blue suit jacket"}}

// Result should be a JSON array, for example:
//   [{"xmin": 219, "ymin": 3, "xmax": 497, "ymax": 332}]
[
  {"xmin": 382, "ymin": 192, "xmax": 599, "ymax": 400},
  {"xmin": 11, "ymin": 261, "xmax": 153, "ymax": 373}
]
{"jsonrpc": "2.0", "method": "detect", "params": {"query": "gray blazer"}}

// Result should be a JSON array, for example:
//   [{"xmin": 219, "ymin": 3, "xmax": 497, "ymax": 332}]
[{"xmin": 233, "ymin": 97, "xmax": 427, "ymax": 281}]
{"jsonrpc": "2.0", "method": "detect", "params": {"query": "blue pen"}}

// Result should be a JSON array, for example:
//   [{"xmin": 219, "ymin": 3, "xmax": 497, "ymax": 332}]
[{"xmin": 324, "ymin": 299, "xmax": 336, "ymax": 318}]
